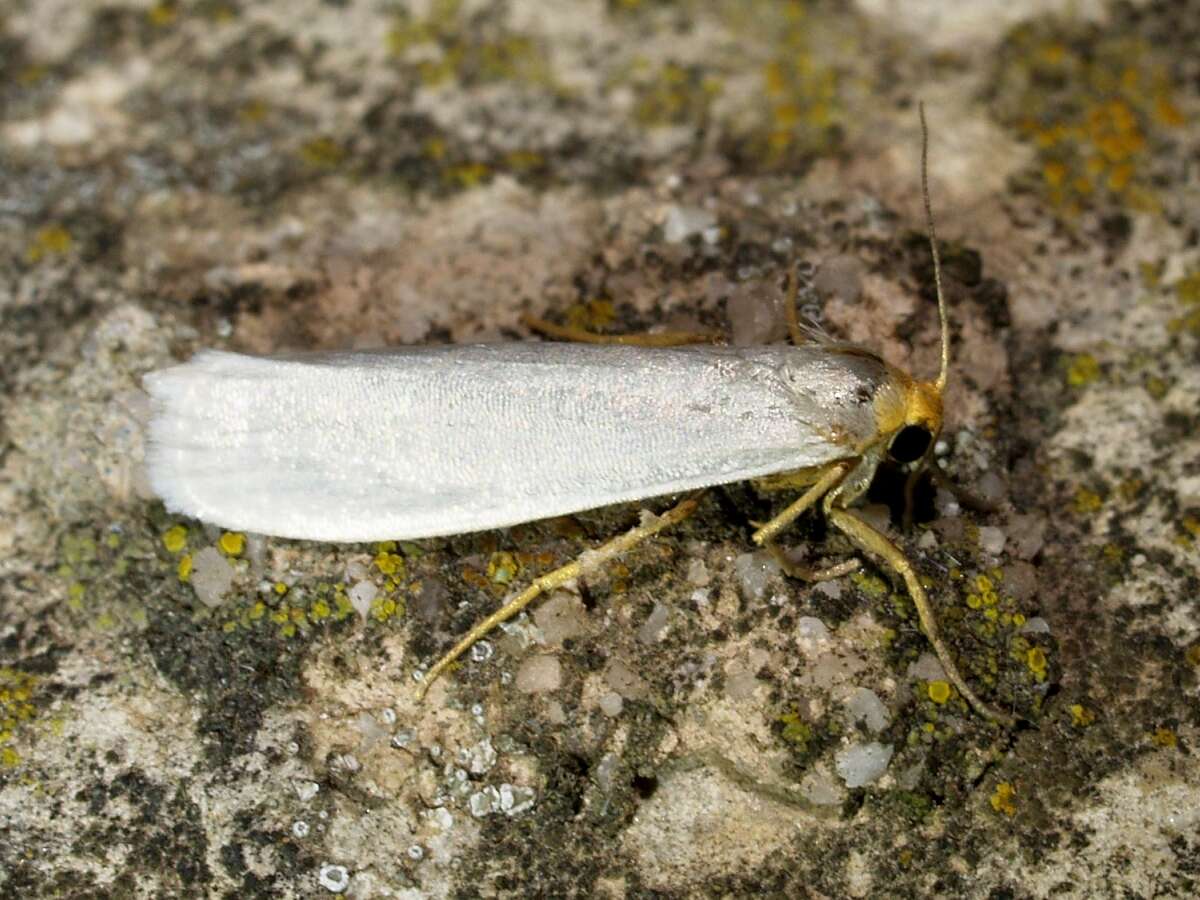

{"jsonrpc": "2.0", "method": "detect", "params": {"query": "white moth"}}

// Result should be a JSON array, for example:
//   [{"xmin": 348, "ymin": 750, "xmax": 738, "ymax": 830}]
[
  {"xmin": 144, "ymin": 342, "xmax": 905, "ymax": 543},
  {"xmin": 144, "ymin": 108, "xmax": 1012, "ymax": 724}
]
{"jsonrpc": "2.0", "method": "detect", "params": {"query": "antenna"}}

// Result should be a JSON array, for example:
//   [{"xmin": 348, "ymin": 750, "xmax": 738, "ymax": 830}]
[{"xmin": 919, "ymin": 102, "xmax": 950, "ymax": 392}]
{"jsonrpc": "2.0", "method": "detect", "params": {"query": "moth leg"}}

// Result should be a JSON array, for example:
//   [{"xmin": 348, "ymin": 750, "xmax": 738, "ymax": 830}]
[
  {"xmin": 764, "ymin": 540, "xmax": 861, "ymax": 582},
  {"xmin": 784, "ymin": 266, "xmax": 806, "ymax": 346},
  {"xmin": 522, "ymin": 314, "xmax": 720, "ymax": 347},
  {"xmin": 927, "ymin": 457, "xmax": 1000, "ymax": 514},
  {"xmin": 417, "ymin": 493, "xmax": 703, "ymax": 701},
  {"xmin": 825, "ymin": 505, "xmax": 1014, "ymax": 726},
  {"xmin": 750, "ymin": 463, "xmax": 848, "ymax": 547},
  {"xmin": 903, "ymin": 456, "xmax": 1000, "ymax": 529},
  {"xmin": 901, "ymin": 462, "xmax": 926, "ymax": 530}
]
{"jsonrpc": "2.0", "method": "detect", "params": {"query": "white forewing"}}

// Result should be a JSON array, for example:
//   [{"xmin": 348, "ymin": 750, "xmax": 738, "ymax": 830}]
[{"xmin": 144, "ymin": 343, "xmax": 885, "ymax": 541}]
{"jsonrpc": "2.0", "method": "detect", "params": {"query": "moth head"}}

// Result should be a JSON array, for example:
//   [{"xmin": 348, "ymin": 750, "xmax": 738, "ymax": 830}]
[{"xmin": 887, "ymin": 379, "xmax": 942, "ymax": 464}]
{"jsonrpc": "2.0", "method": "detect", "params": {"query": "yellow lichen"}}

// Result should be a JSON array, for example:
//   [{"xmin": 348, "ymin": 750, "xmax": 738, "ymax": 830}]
[
  {"xmin": 1066, "ymin": 353, "xmax": 1101, "ymax": 387},
  {"xmin": 370, "ymin": 596, "xmax": 403, "ymax": 623},
  {"xmin": 777, "ymin": 711, "xmax": 812, "ymax": 747},
  {"xmin": 147, "ymin": 2, "xmax": 177, "ymax": 26},
  {"xmin": 927, "ymin": 681, "xmax": 952, "ymax": 705},
  {"xmin": 1073, "ymin": 487, "xmax": 1104, "ymax": 515},
  {"xmin": 67, "ymin": 582, "xmax": 86, "ymax": 607},
  {"xmin": 851, "ymin": 572, "xmax": 889, "ymax": 598},
  {"xmin": 0, "ymin": 669, "xmax": 38, "ymax": 767},
  {"xmin": 1150, "ymin": 727, "xmax": 1177, "ymax": 749},
  {"xmin": 177, "ymin": 554, "xmax": 193, "ymax": 582},
  {"xmin": 26, "ymin": 224, "xmax": 73, "ymax": 263},
  {"xmin": 1186, "ymin": 644, "xmax": 1200, "ymax": 667},
  {"xmin": 632, "ymin": 61, "xmax": 720, "ymax": 127},
  {"xmin": 1026, "ymin": 646, "xmax": 1048, "ymax": 681},
  {"xmin": 162, "ymin": 525, "xmax": 188, "ymax": 553},
  {"xmin": 1176, "ymin": 270, "xmax": 1200, "ymax": 306},
  {"xmin": 990, "ymin": 782, "xmax": 1017, "ymax": 816},
  {"xmin": 299, "ymin": 136, "xmax": 345, "ymax": 168},
  {"xmin": 444, "ymin": 162, "xmax": 491, "ymax": 188},
  {"xmin": 487, "ymin": 551, "xmax": 520, "ymax": 586},
  {"xmin": 374, "ymin": 549, "xmax": 405, "ymax": 577},
  {"xmin": 995, "ymin": 25, "xmax": 1184, "ymax": 214},
  {"xmin": 218, "ymin": 532, "xmax": 245, "ymax": 556},
  {"xmin": 1069, "ymin": 704, "xmax": 1095, "ymax": 727}
]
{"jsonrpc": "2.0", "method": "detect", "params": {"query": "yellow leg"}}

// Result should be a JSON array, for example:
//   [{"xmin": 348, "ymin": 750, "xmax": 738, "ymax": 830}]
[
  {"xmin": 416, "ymin": 494, "xmax": 702, "ymax": 700},
  {"xmin": 827, "ymin": 506, "xmax": 1013, "ymax": 726},
  {"xmin": 784, "ymin": 267, "xmax": 806, "ymax": 346},
  {"xmin": 751, "ymin": 463, "xmax": 848, "ymax": 546},
  {"xmin": 902, "ymin": 462, "xmax": 926, "ymax": 530},
  {"xmin": 522, "ymin": 314, "xmax": 720, "ymax": 347},
  {"xmin": 927, "ymin": 457, "xmax": 999, "ymax": 514}
]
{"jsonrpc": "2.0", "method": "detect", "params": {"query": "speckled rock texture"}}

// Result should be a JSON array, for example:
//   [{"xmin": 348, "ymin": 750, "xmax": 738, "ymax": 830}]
[{"xmin": 2, "ymin": 1, "xmax": 1198, "ymax": 897}]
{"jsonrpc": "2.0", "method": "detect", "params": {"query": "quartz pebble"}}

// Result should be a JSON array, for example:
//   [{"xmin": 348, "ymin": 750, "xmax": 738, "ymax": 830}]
[
  {"xmin": 515, "ymin": 654, "xmax": 561, "ymax": 693},
  {"xmin": 835, "ymin": 742, "xmax": 894, "ymax": 788}
]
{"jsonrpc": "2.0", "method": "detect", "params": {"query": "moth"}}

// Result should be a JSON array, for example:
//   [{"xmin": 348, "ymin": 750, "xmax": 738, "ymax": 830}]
[{"xmin": 145, "ymin": 107, "xmax": 1011, "ymax": 724}]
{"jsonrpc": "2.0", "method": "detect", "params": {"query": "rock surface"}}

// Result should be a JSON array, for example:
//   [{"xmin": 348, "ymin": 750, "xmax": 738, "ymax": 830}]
[{"xmin": 2, "ymin": 1, "xmax": 1199, "ymax": 897}]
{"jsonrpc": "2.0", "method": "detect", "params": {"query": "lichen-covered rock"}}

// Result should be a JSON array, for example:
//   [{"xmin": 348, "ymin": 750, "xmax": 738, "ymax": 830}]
[{"xmin": 2, "ymin": 1, "xmax": 1198, "ymax": 897}]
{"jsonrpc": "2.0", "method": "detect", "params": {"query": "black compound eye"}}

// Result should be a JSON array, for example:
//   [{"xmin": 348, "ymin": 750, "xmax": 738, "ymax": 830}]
[{"xmin": 889, "ymin": 425, "xmax": 932, "ymax": 463}]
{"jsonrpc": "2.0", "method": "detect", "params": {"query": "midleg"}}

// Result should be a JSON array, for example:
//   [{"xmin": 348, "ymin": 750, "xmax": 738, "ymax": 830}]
[
  {"xmin": 750, "ymin": 463, "xmax": 848, "ymax": 547},
  {"xmin": 417, "ymin": 494, "xmax": 702, "ymax": 700}
]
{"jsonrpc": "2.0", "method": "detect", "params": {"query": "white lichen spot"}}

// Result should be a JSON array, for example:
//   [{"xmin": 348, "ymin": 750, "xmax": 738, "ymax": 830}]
[
  {"xmin": 468, "ymin": 786, "xmax": 500, "ymax": 818},
  {"xmin": 423, "ymin": 807, "xmax": 453, "ymax": 832},
  {"xmin": 296, "ymin": 780, "xmax": 320, "ymax": 802},
  {"xmin": 407, "ymin": 844, "xmax": 424, "ymax": 861},
  {"xmin": 318, "ymin": 864, "xmax": 350, "ymax": 893},
  {"xmin": 662, "ymin": 205, "xmax": 716, "ymax": 243},
  {"xmin": 292, "ymin": 820, "xmax": 310, "ymax": 839},
  {"xmin": 465, "ymin": 738, "xmax": 498, "ymax": 775},
  {"xmin": 499, "ymin": 783, "xmax": 535, "ymax": 816},
  {"xmin": 469, "ymin": 640, "xmax": 494, "ymax": 662}
]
